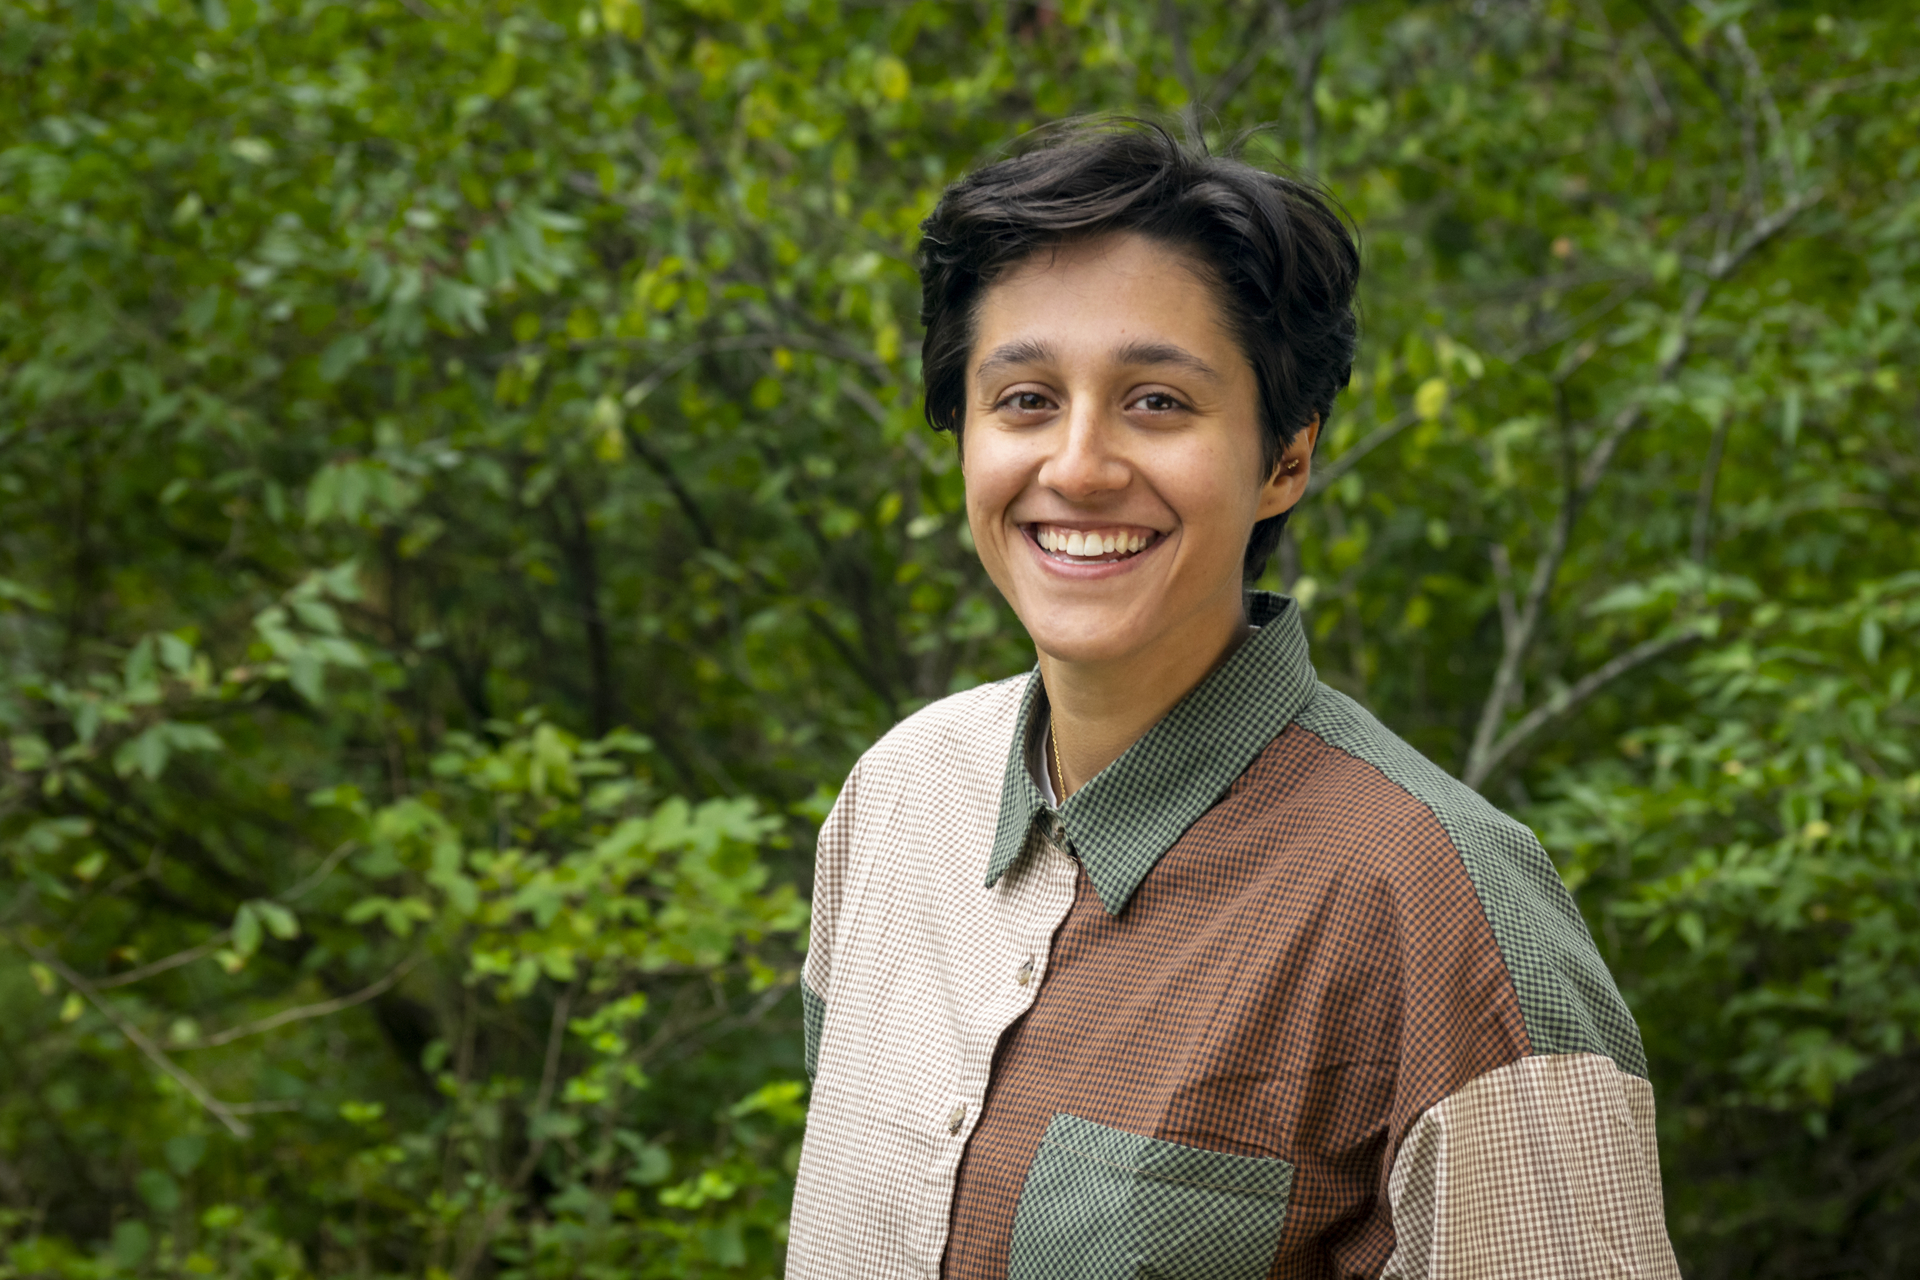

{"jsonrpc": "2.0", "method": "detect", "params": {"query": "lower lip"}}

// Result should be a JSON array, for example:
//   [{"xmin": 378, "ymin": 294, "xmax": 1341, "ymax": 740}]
[{"xmin": 1021, "ymin": 528, "xmax": 1164, "ymax": 579}]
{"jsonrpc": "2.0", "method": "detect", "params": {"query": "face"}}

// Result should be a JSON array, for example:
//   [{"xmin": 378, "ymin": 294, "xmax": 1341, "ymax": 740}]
[{"xmin": 961, "ymin": 232, "xmax": 1317, "ymax": 670}]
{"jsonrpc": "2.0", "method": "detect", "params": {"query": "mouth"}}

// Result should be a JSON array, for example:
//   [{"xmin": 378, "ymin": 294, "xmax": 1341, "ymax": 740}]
[{"xmin": 1025, "ymin": 523, "xmax": 1164, "ymax": 566}]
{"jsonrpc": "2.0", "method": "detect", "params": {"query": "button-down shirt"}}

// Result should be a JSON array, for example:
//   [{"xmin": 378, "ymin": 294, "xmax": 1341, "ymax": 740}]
[{"xmin": 790, "ymin": 592, "xmax": 1679, "ymax": 1280}]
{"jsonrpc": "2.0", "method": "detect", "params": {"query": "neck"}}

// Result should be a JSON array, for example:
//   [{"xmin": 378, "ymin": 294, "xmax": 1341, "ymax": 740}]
[{"xmin": 1041, "ymin": 589, "xmax": 1251, "ymax": 799}]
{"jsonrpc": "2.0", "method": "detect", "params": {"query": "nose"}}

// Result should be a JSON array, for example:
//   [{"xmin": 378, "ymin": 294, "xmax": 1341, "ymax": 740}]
[{"xmin": 1036, "ymin": 399, "xmax": 1130, "ymax": 500}]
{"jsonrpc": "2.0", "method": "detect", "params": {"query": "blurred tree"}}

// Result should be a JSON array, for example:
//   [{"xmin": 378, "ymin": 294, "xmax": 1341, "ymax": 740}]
[{"xmin": 0, "ymin": 0, "xmax": 1915, "ymax": 1275}]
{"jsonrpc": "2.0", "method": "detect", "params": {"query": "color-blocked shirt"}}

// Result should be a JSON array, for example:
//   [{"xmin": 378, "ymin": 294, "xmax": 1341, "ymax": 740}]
[{"xmin": 789, "ymin": 592, "xmax": 1679, "ymax": 1280}]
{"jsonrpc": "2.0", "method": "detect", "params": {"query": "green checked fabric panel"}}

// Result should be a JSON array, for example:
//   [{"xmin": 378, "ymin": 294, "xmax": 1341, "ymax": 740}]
[
  {"xmin": 1007, "ymin": 1114, "xmax": 1293, "ymax": 1280},
  {"xmin": 986, "ymin": 593, "xmax": 1319, "ymax": 917},
  {"xmin": 1294, "ymin": 685, "xmax": 1649, "ymax": 1077},
  {"xmin": 801, "ymin": 983, "xmax": 824, "ymax": 1082}
]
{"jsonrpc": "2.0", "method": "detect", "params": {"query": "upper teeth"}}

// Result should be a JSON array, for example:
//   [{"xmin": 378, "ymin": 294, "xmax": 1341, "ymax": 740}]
[{"xmin": 1037, "ymin": 528, "xmax": 1150, "ymax": 557}]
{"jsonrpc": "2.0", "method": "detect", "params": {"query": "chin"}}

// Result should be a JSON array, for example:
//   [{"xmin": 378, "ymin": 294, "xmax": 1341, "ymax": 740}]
[
  {"xmin": 1019, "ymin": 609, "xmax": 1153, "ymax": 666},
  {"xmin": 1029, "ymin": 635, "xmax": 1141, "ymax": 666}
]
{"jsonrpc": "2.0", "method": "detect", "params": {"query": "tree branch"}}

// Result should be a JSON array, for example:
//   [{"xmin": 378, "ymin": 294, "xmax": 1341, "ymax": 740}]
[
  {"xmin": 620, "ymin": 422, "xmax": 723, "ymax": 550},
  {"xmin": 1704, "ymin": 185, "xmax": 1820, "ymax": 282},
  {"xmin": 616, "ymin": 350, "xmax": 907, "ymax": 715},
  {"xmin": 6, "ymin": 932, "xmax": 252, "ymax": 1138},
  {"xmin": 1291, "ymin": 0, "xmax": 1344, "ymax": 169},
  {"xmin": 94, "ymin": 931, "xmax": 229, "ymax": 990},
  {"xmin": 1691, "ymin": 412, "xmax": 1733, "ymax": 564},
  {"xmin": 1468, "ymin": 476, "xmax": 1572, "ymax": 777},
  {"xmin": 1458, "ymin": 178, "xmax": 1816, "ymax": 792},
  {"xmin": 620, "ymin": 422, "xmax": 901, "ymax": 713},
  {"xmin": 452, "ymin": 980, "xmax": 577, "ymax": 1280},
  {"xmin": 612, "ymin": 332, "xmax": 888, "ymax": 398},
  {"xmin": 523, "ymin": 981, "xmax": 575, "ymax": 1172},
  {"xmin": 1724, "ymin": 20, "xmax": 1798, "ymax": 192},
  {"xmin": 1465, "ymin": 627, "xmax": 1706, "ymax": 789},
  {"xmin": 1466, "ymin": 274, "xmax": 1714, "ymax": 788},
  {"xmin": 1307, "ymin": 407, "xmax": 1417, "ymax": 495},
  {"xmin": 92, "ymin": 841, "xmax": 355, "ymax": 990},
  {"xmin": 1159, "ymin": 0, "xmax": 1201, "ymax": 129},
  {"xmin": 1201, "ymin": 0, "xmax": 1295, "ymax": 113},
  {"xmin": 550, "ymin": 481, "xmax": 617, "ymax": 737},
  {"xmin": 837, "ymin": 377, "xmax": 897, "ymax": 436},
  {"xmin": 180, "ymin": 956, "xmax": 420, "ymax": 1050},
  {"xmin": 1490, "ymin": 543, "xmax": 1519, "ymax": 649},
  {"xmin": 1629, "ymin": 0, "xmax": 1733, "ymax": 109}
]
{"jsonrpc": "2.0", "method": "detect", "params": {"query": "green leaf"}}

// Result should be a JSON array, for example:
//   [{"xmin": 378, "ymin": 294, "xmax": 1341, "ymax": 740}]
[
  {"xmin": 112, "ymin": 721, "xmax": 224, "ymax": 781},
  {"xmin": 1860, "ymin": 616, "xmax": 1884, "ymax": 664},
  {"xmin": 0, "ymin": 577, "xmax": 52, "ymax": 611},
  {"xmin": 110, "ymin": 1223, "xmax": 151, "ymax": 1269},
  {"xmin": 254, "ymin": 900, "xmax": 299, "ymax": 940},
  {"xmin": 164, "ymin": 1133, "xmax": 207, "ymax": 1176},
  {"xmin": 873, "ymin": 54, "xmax": 910, "ymax": 102},
  {"xmin": 135, "ymin": 1169, "xmax": 181, "ymax": 1215},
  {"xmin": 231, "ymin": 903, "xmax": 262, "ymax": 957}
]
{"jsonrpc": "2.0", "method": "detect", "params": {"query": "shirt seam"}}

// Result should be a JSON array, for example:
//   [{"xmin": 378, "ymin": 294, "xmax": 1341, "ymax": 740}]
[
  {"xmin": 1039, "ymin": 1136, "xmax": 1292, "ymax": 1197},
  {"xmin": 1286, "ymin": 716, "xmax": 1540, "ymax": 1059}
]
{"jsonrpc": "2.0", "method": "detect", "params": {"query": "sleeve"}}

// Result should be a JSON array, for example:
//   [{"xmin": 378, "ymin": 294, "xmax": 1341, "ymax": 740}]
[
  {"xmin": 1380, "ymin": 1052, "xmax": 1681, "ymax": 1279},
  {"xmin": 801, "ymin": 761, "xmax": 859, "ymax": 1082}
]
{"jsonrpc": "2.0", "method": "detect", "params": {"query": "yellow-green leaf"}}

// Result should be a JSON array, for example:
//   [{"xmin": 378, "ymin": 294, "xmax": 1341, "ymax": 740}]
[{"xmin": 1414, "ymin": 377, "xmax": 1449, "ymax": 422}]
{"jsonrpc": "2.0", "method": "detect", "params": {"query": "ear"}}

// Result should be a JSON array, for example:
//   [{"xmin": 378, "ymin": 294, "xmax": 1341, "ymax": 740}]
[{"xmin": 1254, "ymin": 417, "xmax": 1321, "ymax": 521}]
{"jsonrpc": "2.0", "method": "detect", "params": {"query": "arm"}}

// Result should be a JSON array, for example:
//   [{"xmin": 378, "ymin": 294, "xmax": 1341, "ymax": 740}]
[
  {"xmin": 802, "ymin": 762, "xmax": 859, "ymax": 1082},
  {"xmin": 1382, "ymin": 1052, "xmax": 1679, "ymax": 1279}
]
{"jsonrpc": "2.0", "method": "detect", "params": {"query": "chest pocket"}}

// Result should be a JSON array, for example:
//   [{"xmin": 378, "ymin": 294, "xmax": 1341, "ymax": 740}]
[{"xmin": 1007, "ymin": 1113, "xmax": 1293, "ymax": 1280}]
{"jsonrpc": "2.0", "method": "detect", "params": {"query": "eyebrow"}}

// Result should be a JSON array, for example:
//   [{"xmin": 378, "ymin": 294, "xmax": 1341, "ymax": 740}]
[
  {"xmin": 1112, "ymin": 340, "xmax": 1221, "ymax": 380},
  {"xmin": 974, "ymin": 339, "xmax": 1056, "ymax": 382},
  {"xmin": 973, "ymin": 338, "xmax": 1222, "ymax": 383}
]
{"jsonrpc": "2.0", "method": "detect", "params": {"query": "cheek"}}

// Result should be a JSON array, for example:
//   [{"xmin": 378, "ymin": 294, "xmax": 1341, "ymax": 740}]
[
  {"xmin": 1162, "ymin": 437, "xmax": 1265, "ymax": 525},
  {"xmin": 960, "ymin": 452, "xmax": 1020, "ymax": 558},
  {"xmin": 960, "ymin": 436, "xmax": 1025, "ymax": 517}
]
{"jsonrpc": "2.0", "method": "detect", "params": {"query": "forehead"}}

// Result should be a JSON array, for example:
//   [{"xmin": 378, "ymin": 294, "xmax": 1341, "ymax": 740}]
[{"xmin": 969, "ymin": 233, "xmax": 1242, "ymax": 371}]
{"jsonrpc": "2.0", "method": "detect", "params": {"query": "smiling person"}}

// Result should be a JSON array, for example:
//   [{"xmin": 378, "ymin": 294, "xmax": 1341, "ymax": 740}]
[{"xmin": 787, "ymin": 123, "xmax": 1679, "ymax": 1280}]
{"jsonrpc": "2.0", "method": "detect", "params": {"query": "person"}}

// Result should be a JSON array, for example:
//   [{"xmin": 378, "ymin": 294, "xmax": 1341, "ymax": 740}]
[{"xmin": 786, "ymin": 121, "xmax": 1679, "ymax": 1280}]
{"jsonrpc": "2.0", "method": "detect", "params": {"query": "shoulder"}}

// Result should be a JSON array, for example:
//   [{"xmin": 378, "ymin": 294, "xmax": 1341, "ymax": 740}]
[
  {"xmin": 1290, "ymin": 684, "xmax": 1543, "ymax": 863},
  {"xmin": 1291, "ymin": 684, "xmax": 1648, "ymax": 1077},
  {"xmin": 854, "ymin": 672, "xmax": 1031, "ymax": 778},
  {"xmin": 829, "ymin": 673, "xmax": 1030, "ymax": 827}
]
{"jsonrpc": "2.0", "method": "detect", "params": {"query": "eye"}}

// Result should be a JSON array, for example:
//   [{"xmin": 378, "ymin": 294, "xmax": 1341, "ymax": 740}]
[
  {"xmin": 1130, "ymin": 391, "xmax": 1186, "ymax": 413},
  {"xmin": 996, "ymin": 390, "xmax": 1055, "ymax": 413}
]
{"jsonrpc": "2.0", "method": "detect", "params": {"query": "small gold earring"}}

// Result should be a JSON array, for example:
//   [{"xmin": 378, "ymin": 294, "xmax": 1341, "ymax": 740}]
[{"xmin": 1283, "ymin": 457, "xmax": 1302, "ymax": 475}]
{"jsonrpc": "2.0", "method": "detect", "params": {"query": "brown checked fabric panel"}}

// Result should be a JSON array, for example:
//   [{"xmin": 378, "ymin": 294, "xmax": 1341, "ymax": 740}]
[{"xmin": 943, "ymin": 723, "xmax": 1531, "ymax": 1280}]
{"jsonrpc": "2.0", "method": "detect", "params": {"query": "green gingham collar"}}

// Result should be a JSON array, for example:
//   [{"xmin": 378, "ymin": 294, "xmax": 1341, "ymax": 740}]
[{"xmin": 986, "ymin": 591, "xmax": 1318, "ymax": 916}]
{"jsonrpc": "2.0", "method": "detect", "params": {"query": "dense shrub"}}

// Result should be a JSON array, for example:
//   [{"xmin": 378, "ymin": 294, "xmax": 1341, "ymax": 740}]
[{"xmin": 2, "ymin": 0, "xmax": 1916, "ymax": 1274}]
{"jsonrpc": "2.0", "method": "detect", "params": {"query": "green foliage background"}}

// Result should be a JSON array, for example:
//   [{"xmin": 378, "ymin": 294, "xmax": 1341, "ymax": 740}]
[{"xmin": 2, "ymin": 0, "xmax": 1917, "ymax": 1275}]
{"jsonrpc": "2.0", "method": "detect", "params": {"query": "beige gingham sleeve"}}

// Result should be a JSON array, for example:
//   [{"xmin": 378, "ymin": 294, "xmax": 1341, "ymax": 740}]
[
  {"xmin": 801, "ymin": 759, "xmax": 859, "ymax": 1007},
  {"xmin": 1381, "ymin": 1052, "xmax": 1681, "ymax": 1279}
]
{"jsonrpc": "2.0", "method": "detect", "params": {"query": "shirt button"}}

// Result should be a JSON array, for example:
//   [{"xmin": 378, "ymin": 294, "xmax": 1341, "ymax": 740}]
[
  {"xmin": 1016, "ymin": 958, "xmax": 1034, "ymax": 987},
  {"xmin": 947, "ymin": 1104, "xmax": 967, "ymax": 1135}
]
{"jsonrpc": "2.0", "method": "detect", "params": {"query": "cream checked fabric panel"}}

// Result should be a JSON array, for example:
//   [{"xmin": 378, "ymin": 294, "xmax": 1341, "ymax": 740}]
[
  {"xmin": 1380, "ymin": 1053, "xmax": 1680, "ymax": 1280},
  {"xmin": 789, "ymin": 675, "xmax": 1082, "ymax": 1280}
]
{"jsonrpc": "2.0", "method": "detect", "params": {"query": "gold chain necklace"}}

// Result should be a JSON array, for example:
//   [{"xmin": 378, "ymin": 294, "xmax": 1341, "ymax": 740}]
[{"xmin": 1048, "ymin": 713, "xmax": 1066, "ymax": 800}]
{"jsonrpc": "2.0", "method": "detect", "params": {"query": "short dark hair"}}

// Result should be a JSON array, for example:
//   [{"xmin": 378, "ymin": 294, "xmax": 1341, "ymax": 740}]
[{"xmin": 916, "ymin": 120, "xmax": 1360, "ymax": 579}]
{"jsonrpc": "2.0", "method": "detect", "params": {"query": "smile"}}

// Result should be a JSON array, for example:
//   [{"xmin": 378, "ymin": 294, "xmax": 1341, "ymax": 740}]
[{"xmin": 1028, "ymin": 524, "xmax": 1161, "ymax": 564}]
